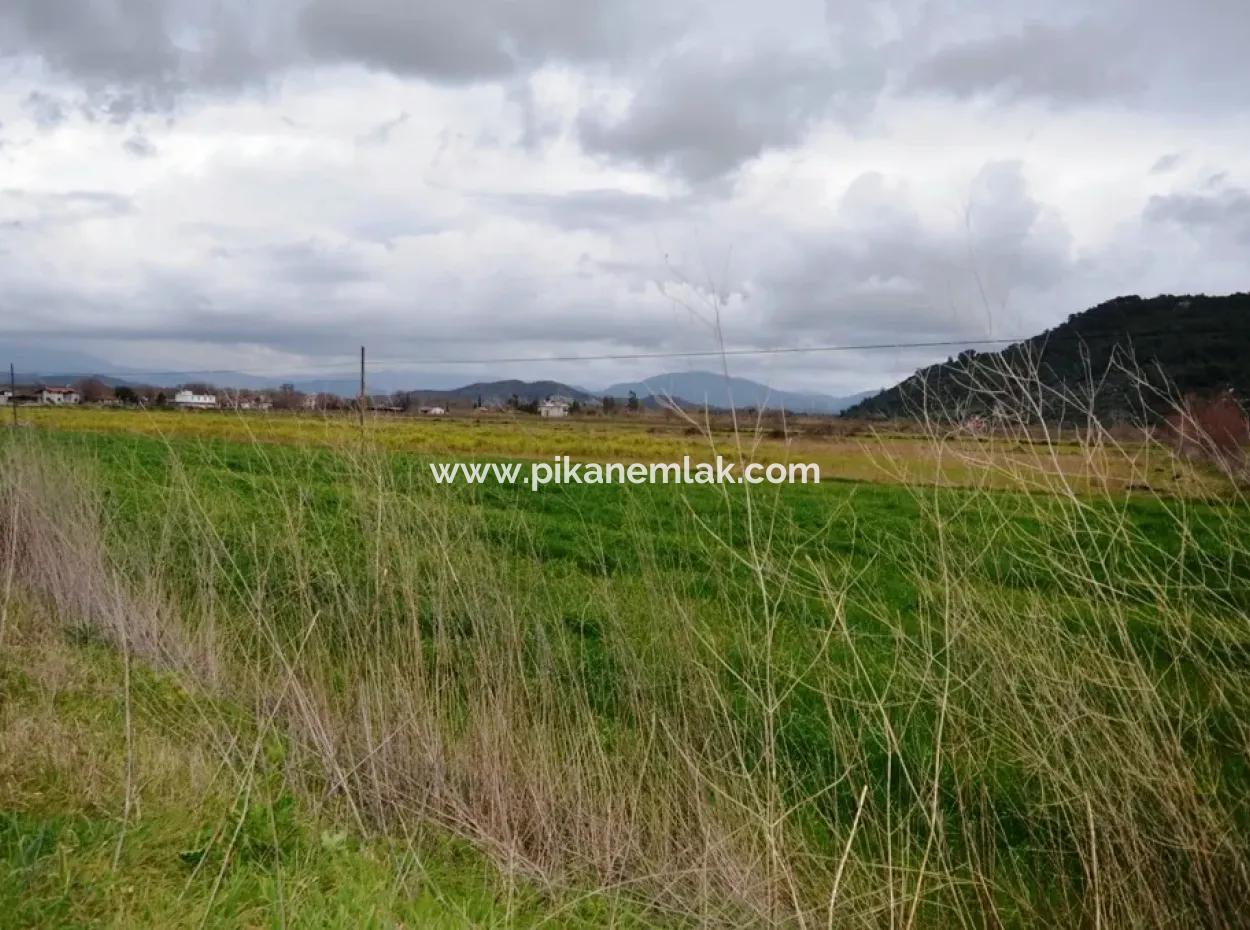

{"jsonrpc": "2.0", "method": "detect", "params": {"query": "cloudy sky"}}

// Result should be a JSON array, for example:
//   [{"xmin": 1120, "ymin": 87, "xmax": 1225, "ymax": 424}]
[{"xmin": 0, "ymin": 0, "xmax": 1247, "ymax": 394}]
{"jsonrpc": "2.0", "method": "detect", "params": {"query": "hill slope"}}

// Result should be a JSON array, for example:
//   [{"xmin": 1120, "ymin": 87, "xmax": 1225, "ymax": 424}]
[{"xmin": 842, "ymin": 293, "xmax": 1250, "ymax": 422}]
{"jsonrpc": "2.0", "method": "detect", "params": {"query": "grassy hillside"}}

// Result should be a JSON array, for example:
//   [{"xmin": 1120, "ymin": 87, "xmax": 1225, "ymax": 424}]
[
  {"xmin": 844, "ymin": 293, "xmax": 1250, "ymax": 422},
  {"xmin": 2, "ymin": 418, "xmax": 1249, "ymax": 927}
]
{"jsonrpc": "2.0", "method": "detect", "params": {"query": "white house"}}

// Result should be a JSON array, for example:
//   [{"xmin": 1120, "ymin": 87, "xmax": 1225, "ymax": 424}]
[
  {"xmin": 0, "ymin": 389, "xmax": 10, "ymax": 405},
  {"xmin": 421, "ymin": 406, "xmax": 446, "ymax": 416},
  {"xmin": 38, "ymin": 386, "xmax": 80, "ymax": 405},
  {"xmin": 173, "ymin": 389, "xmax": 218, "ymax": 409},
  {"xmin": 539, "ymin": 399, "xmax": 570, "ymax": 418}
]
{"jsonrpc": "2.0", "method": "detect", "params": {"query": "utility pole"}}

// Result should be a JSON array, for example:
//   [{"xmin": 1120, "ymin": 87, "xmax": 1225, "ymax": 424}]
[
  {"xmin": 9, "ymin": 363, "xmax": 15, "ymax": 428},
  {"xmin": 358, "ymin": 346, "xmax": 366, "ymax": 430}
]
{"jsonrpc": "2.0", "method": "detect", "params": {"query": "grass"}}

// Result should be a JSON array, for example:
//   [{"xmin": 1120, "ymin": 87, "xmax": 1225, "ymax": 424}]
[
  {"xmin": 20, "ymin": 404, "xmax": 1226, "ymax": 495},
  {"xmin": 0, "ymin": 595, "xmax": 661, "ymax": 929},
  {"xmin": 3, "ymin": 407, "xmax": 1249, "ymax": 927}
]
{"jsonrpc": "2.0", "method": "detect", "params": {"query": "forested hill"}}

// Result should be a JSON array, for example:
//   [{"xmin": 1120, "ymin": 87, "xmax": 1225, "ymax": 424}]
[{"xmin": 842, "ymin": 293, "xmax": 1250, "ymax": 422}]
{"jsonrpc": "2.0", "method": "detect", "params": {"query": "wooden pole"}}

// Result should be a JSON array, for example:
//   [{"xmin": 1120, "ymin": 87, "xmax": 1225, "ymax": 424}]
[
  {"xmin": 9, "ymin": 363, "xmax": 15, "ymax": 428},
  {"xmin": 358, "ymin": 346, "xmax": 366, "ymax": 430}
]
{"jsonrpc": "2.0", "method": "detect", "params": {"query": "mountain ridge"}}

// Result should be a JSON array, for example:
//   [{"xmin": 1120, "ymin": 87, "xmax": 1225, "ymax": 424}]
[{"xmin": 840, "ymin": 293, "xmax": 1250, "ymax": 422}]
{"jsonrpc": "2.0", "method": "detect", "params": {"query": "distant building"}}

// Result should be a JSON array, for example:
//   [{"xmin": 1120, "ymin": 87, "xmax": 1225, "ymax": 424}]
[
  {"xmin": 173, "ymin": 389, "xmax": 218, "ymax": 410},
  {"xmin": 4, "ymin": 387, "xmax": 40, "ymax": 405},
  {"xmin": 218, "ymin": 389, "xmax": 270, "ymax": 411},
  {"xmin": 0, "ymin": 389, "xmax": 10, "ymax": 406},
  {"xmin": 539, "ymin": 399, "xmax": 570, "ymax": 418},
  {"xmin": 420, "ymin": 406, "xmax": 446, "ymax": 416},
  {"xmin": 37, "ymin": 386, "xmax": 80, "ymax": 405}
]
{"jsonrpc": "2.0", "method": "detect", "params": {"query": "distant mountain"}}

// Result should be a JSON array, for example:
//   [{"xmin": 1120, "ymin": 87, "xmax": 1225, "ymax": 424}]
[
  {"xmin": 2, "ymin": 344, "xmax": 118, "ymax": 380},
  {"xmin": 600, "ymin": 370, "xmax": 871, "ymax": 414},
  {"xmin": 841, "ymin": 293, "xmax": 1250, "ymax": 422}
]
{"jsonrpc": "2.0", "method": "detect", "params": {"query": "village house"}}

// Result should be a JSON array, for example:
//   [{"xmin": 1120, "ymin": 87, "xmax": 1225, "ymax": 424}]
[
  {"xmin": 420, "ymin": 405, "xmax": 446, "ymax": 416},
  {"xmin": 539, "ymin": 398, "xmax": 570, "ymax": 418},
  {"xmin": 173, "ymin": 389, "xmax": 218, "ymax": 410},
  {"xmin": 37, "ymin": 386, "xmax": 80, "ymax": 405},
  {"xmin": 0, "ymin": 389, "xmax": 10, "ymax": 405}
]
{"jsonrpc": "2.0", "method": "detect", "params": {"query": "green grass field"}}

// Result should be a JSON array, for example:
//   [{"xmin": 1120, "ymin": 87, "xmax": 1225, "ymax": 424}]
[
  {"xmin": 21, "ymin": 404, "xmax": 1226, "ymax": 495},
  {"xmin": 3, "ymin": 413, "xmax": 1249, "ymax": 927}
]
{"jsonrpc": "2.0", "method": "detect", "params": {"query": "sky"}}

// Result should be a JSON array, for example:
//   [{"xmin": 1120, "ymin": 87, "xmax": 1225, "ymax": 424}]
[{"xmin": 0, "ymin": 0, "xmax": 1247, "ymax": 395}]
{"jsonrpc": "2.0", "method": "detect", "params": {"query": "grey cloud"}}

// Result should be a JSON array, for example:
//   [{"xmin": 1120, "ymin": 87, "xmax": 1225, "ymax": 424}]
[
  {"xmin": 123, "ymin": 134, "xmax": 158, "ymax": 158},
  {"xmin": 5, "ymin": 0, "xmax": 1246, "ymax": 132},
  {"xmin": 1144, "ymin": 182, "xmax": 1250, "ymax": 245},
  {"xmin": 198, "ymin": 236, "xmax": 381, "ymax": 287},
  {"xmin": 907, "ymin": 20, "xmax": 1139, "ymax": 104},
  {"xmin": 256, "ymin": 239, "xmax": 378, "ymax": 286},
  {"xmin": 2, "ymin": 0, "xmax": 178, "ymax": 87},
  {"xmin": 356, "ymin": 111, "xmax": 409, "ymax": 146},
  {"xmin": 759, "ymin": 161, "xmax": 1074, "ymax": 343},
  {"xmin": 298, "ymin": 0, "xmax": 678, "ymax": 83},
  {"xmin": 82, "ymin": 89, "xmax": 166, "ymax": 125},
  {"xmin": 482, "ymin": 189, "xmax": 684, "ymax": 231},
  {"xmin": 904, "ymin": 1, "xmax": 1250, "ymax": 110},
  {"xmin": 0, "ymin": 0, "xmax": 287, "ymax": 120},
  {"xmin": 577, "ymin": 49, "xmax": 875, "ymax": 181},
  {"xmin": 0, "ymin": 0, "xmax": 686, "ymax": 103},
  {"xmin": 298, "ymin": 1, "xmax": 513, "ymax": 82},
  {"xmin": 1151, "ymin": 153, "xmax": 1182, "ymax": 174},
  {"xmin": 508, "ymin": 78, "xmax": 562, "ymax": 150},
  {"xmin": 0, "ymin": 189, "xmax": 134, "ymax": 232},
  {"xmin": 1, "ymin": 0, "xmax": 688, "ymax": 128},
  {"xmin": 23, "ymin": 91, "xmax": 70, "ymax": 128},
  {"xmin": 0, "ymin": 268, "xmax": 680, "ymax": 362},
  {"xmin": 964, "ymin": 161, "xmax": 1074, "ymax": 290}
]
